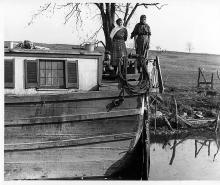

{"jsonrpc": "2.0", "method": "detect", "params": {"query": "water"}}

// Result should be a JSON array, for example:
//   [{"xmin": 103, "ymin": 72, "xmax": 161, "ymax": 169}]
[{"xmin": 149, "ymin": 134, "xmax": 220, "ymax": 180}]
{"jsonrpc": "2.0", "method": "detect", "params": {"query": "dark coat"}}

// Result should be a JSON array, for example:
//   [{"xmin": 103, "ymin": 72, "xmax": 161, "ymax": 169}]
[{"xmin": 131, "ymin": 23, "xmax": 151, "ymax": 55}]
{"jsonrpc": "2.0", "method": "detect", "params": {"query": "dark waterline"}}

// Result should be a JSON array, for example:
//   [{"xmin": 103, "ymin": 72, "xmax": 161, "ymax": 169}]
[{"xmin": 149, "ymin": 133, "xmax": 220, "ymax": 180}]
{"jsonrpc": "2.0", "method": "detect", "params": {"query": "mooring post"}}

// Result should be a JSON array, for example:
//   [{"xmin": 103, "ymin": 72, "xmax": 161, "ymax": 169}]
[{"xmin": 142, "ymin": 95, "xmax": 150, "ymax": 180}]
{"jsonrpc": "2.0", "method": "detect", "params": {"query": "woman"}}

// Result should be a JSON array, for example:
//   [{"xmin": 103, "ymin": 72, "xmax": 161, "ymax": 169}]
[
  {"xmin": 131, "ymin": 15, "xmax": 151, "ymax": 58},
  {"xmin": 110, "ymin": 18, "xmax": 128, "ymax": 74}
]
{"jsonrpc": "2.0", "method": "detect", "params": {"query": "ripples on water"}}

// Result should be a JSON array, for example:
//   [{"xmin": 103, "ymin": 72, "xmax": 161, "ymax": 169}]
[{"xmin": 149, "ymin": 133, "xmax": 220, "ymax": 180}]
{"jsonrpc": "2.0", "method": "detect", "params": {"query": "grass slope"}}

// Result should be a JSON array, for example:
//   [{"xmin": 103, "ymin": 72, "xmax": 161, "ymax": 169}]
[{"xmin": 148, "ymin": 50, "xmax": 220, "ymax": 91}]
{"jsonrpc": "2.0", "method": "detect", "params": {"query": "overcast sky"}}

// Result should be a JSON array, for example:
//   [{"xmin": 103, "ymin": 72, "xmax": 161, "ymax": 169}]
[{"xmin": 1, "ymin": 0, "xmax": 220, "ymax": 54}]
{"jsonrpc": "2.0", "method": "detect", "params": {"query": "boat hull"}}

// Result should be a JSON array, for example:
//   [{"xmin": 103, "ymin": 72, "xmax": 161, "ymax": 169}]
[{"xmin": 5, "ymin": 91, "xmax": 149, "ymax": 180}]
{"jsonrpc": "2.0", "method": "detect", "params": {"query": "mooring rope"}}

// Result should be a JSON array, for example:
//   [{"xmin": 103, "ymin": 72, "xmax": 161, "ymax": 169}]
[
  {"xmin": 106, "ymin": 55, "xmax": 150, "ymax": 111},
  {"xmin": 118, "ymin": 55, "xmax": 150, "ymax": 96}
]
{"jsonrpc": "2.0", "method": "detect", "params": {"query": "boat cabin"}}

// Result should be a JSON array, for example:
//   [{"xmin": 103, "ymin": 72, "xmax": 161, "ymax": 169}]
[{"xmin": 4, "ymin": 42, "xmax": 102, "ymax": 95}]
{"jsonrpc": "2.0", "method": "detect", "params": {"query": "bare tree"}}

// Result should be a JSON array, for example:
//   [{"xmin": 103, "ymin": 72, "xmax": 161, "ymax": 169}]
[
  {"xmin": 186, "ymin": 42, "xmax": 193, "ymax": 53},
  {"xmin": 29, "ymin": 2, "xmax": 167, "ymax": 52}
]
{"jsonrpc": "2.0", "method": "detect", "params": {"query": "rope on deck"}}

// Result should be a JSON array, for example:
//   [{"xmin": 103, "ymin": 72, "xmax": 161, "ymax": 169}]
[
  {"xmin": 106, "ymin": 55, "xmax": 150, "ymax": 112},
  {"xmin": 118, "ymin": 55, "xmax": 150, "ymax": 96}
]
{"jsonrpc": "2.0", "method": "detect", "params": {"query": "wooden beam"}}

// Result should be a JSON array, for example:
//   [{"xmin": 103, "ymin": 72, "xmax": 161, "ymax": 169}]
[
  {"xmin": 199, "ymin": 82, "xmax": 212, "ymax": 85},
  {"xmin": 5, "ymin": 48, "xmax": 102, "ymax": 56},
  {"xmin": 5, "ymin": 91, "xmax": 123, "ymax": 104},
  {"xmin": 4, "ymin": 89, "xmax": 142, "ymax": 104},
  {"xmin": 5, "ymin": 109, "xmax": 141, "ymax": 126},
  {"xmin": 5, "ymin": 132, "xmax": 135, "ymax": 151}
]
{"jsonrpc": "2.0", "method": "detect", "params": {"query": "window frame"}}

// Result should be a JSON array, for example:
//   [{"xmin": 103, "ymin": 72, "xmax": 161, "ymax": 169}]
[
  {"xmin": 24, "ymin": 59, "xmax": 79, "ymax": 90},
  {"xmin": 4, "ymin": 58, "xmax": 15, "ymax": 89},
  {"xmin": 38, "ymin": 59, "xmax": 66, "ymax": 89}
]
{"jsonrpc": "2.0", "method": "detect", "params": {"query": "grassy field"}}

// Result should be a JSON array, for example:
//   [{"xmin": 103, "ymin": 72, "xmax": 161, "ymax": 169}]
[{"xmin": 148, "ymin": 50, "xmax": 220, "ymax": 91}]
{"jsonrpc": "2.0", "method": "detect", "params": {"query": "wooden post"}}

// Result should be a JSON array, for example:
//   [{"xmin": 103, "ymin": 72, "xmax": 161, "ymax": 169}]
[
  {"xmin": 172, "ymin": 95, "xmax": 178, "ymax": 129},
  {"xmin": 197, "ymin": 68, "xmax": 201, "ymax": 88},
  {"xmin": 211, "ymin": 73, "xmax": 214, "ymax": 89},
  {"xmin": 155, "ymin": 56, "xmax": 164, "ymax": 93}
]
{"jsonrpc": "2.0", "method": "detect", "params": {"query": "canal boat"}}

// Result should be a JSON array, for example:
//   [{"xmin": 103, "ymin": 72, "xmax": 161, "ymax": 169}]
[{"xmin": 4, "ymin": 42, "xmax": 163, "ymax": 180}]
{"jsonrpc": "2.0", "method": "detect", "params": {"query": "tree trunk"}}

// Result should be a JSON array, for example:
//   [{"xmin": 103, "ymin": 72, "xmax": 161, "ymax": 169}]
[{"xmin": 97, "ymin": 3, "xmax": 115, "ymax": 52}]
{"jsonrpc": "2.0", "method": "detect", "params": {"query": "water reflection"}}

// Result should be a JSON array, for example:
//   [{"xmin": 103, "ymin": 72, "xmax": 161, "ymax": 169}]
[{"xmin": 149, "ymin": 132, "xmax": 220, "ymax": 180}]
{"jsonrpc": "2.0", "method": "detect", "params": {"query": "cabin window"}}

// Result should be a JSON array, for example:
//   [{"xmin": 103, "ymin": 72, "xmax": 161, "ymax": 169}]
[
  {"xmin": 5, "ymin": 59, "xmax": 15, "ymax": 88},
  {"xmin": 39, "ymin": 60, "xmax": 65, "ymax": 88},
  {"xmin": 25, "ymin": 59, "xmax": 78, "ymax": 89}
]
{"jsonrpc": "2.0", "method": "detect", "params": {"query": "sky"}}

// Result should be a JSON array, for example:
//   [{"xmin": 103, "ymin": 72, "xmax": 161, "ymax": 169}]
[{"xmin": 1, "ymin": 0, "xmax": 220, "ymax": 55}]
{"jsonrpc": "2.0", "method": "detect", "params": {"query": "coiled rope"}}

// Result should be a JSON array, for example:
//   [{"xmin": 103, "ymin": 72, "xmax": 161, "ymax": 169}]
[
  {"xmin": 118, "ymin": 55, "xmax": 150, "ymax": 96},
  {"xmin": 106, "ymin": 55, "xmax": 150, "ymax": 111}
]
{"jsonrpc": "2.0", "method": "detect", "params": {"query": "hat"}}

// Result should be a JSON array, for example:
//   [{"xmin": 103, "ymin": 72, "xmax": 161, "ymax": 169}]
[
  {"xmin": 140, "ymin": 15, "xmax": 146, "ymax": 19},
  {"xmin": 116, "ymin": 18, "xmax": 122, "ymax": 25}
]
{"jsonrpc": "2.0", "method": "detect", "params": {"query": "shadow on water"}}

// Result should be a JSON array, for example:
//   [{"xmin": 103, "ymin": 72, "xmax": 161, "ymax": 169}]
[{"xmin": 149, "ymin": 130, "xmax": 220, "ymax": 180}]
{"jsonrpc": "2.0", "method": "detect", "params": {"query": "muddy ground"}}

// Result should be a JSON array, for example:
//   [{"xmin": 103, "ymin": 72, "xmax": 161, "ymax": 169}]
[{"xmin": 149, "ymin": 85, "xmax": 220, "ymax": 137}]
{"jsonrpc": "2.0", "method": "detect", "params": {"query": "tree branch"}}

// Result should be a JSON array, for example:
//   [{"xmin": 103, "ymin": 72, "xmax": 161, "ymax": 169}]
[
  {"xmin": 28, "ymin": 3, "xmax": 52, "ymax": 25},
  {"xmin": 124, "ymin": 3, "xmax": 138, "ymax": 27},
  {"xmin": 94, "ymin": 3, "xmax": 101, "ymax": 9},
  {"xmin": 155, "ymin": 3, "xmax": 168, "ymax": 10},
  {"xmin": 123, "ymin": 2, "xmax": 167, "ymax": 26},
  {"xmin": 56, "ymin": 2, "xmax": 73, "ymax": 9},
  {"xmin": 123, "ymin": 3, "xmax": 130, "ymax": 23},
  {"xmin": 88, "ymin": 25, "xmax": 103, "ymax": 41}
]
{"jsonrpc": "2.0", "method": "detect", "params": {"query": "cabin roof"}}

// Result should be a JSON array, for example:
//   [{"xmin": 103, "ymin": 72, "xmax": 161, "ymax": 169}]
[{"xmin": 4, "ymin": 41, "xmax": 102, "ymax": 56}]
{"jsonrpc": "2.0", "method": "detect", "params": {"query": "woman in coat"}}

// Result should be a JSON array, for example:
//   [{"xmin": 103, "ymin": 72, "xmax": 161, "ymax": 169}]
[
  {"xmin": 130, "ymin": 15, "xmax": 151, "ymax": 72},
  {"xmin": 110, "ymin": 18, "xmax": 128, "ymax": 75}
]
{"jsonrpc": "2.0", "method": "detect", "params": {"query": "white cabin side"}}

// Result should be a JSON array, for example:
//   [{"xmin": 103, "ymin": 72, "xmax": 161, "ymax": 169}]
[{"xmin": 4, "ymin": 49, "xmax": 102, "ymax": 95}]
